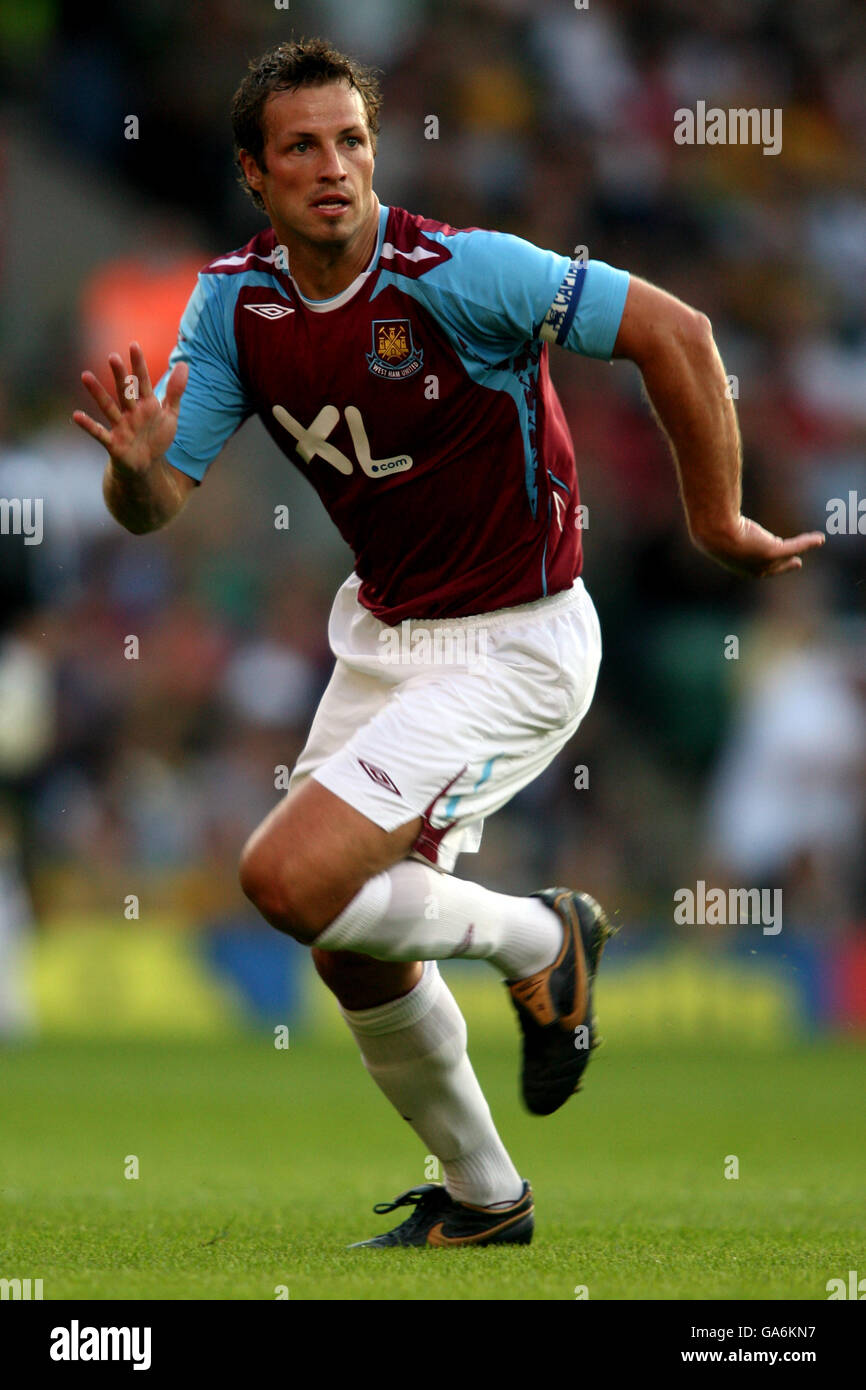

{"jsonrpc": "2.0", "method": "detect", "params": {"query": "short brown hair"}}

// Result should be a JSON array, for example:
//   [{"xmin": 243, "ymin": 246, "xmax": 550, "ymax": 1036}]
[{"xmin": 231, "ymin": 37, "xmax": 382, "ymax": 211}]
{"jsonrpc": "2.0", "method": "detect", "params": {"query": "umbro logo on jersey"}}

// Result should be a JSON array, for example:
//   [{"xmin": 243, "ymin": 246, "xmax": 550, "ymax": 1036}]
[
  {"xmin": 357, "ymin": 760, "xmax": 402, "ymax": 796},
  {"xmin": 245, "ymin": 303, "xmax": 295, "ymax": 319}
]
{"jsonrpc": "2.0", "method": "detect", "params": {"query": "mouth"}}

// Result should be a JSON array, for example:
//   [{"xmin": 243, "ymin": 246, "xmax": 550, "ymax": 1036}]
[{"xmin": 310, "ymin": 194, "xmax": 352, "ymax": 217}]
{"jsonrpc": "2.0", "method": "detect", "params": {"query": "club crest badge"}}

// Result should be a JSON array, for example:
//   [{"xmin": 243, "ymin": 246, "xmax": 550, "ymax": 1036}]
[{"xmin": 366, "ymin": 319, "xmax": 423, "ymax": 380}]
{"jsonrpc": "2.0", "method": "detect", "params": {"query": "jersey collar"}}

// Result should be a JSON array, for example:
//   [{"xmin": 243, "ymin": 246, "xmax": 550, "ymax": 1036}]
[{"xmin": 292, "ymin": 200, "xmax": 389, "ymax": 313}]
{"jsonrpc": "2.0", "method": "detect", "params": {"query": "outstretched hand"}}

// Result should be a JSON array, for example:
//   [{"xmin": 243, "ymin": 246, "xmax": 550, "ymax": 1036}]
[
  {"xmin": 73, "ymin": 343, "xmax": 188, "ymax": 475},
  {"xmin": 697, "ymin": 515, "xmax": 825, "ymax": 578}
]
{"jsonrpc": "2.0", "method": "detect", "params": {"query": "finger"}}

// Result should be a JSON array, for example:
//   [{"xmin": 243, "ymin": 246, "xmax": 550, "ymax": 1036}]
[
  {"xmin": 108, "ymin": 353, "xmax": 132, "ymax": 410},
  {"xmin": 163, "ymin": 359, "xmax": 189, "ymax": 413},
  {"xmin": 771, "ymin": 531, "xmax": 826, "ymax": 556},
  {"xmin": 72, "ymin": 409, "xmax": 112, "ymax": 448},
  {"xmin": 761, "ymin": 555, "xmax": 803, "ymax": 577},
  {"xmin": 80, "ymin": 370, "xmax": 122, "ymax": 425},
  {"xmin": 129, "ymin": 341, "xmax": 153, "ymax": 398},
  {"xmin": 791, "ymin": 531, "xmax": 826, "ymax": 551}
]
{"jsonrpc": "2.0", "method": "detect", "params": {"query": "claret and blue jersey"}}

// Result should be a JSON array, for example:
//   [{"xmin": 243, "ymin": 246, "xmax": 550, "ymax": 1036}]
[{"xmin": 155, "ymin": 202, "xmax": 629, "ymax": 623}]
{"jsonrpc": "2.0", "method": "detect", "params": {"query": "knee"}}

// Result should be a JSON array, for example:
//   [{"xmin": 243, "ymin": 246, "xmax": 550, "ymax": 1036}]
[
  {"xmin": 238, "ymin": 832, "xmax": 309, "ymax": 941},
  {"xmin": 238, "ymin": 831, "xmax": 272, "ymax": 912}
]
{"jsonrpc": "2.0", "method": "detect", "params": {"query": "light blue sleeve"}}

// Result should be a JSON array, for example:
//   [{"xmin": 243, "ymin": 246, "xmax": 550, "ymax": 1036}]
[
  {"xmin": 544, "ymin": 258, "xmax": 631, "ymax": 360},
  {"xmin": 418, "ymin": 228, "xmax": 629, "ymax": 363},
  {"xmin": 154, "ymin": 275, "xmax": 253, "ymax": 481}
]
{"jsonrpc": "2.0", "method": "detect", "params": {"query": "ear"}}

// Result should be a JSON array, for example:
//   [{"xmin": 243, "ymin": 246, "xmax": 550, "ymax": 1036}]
[{"xmin": 239, "ymin": 149, "xmax": 264, "ymax": 194}]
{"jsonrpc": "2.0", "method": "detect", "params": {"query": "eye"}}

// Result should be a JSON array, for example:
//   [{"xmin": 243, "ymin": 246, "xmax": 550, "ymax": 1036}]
[{"xmin": 291, "ymin": 141, "xmax": 310, "ymax": 153}]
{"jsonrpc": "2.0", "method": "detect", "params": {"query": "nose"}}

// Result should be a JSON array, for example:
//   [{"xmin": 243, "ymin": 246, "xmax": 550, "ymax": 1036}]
[{"xmin": 318, "ymin": 141, "xmax": 348, "ymax": 181}]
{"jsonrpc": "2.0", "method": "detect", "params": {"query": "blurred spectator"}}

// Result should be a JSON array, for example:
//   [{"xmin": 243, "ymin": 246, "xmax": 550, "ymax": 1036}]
[{"xmin": 705, "ymin": 585, "xmax": 866, "ymax": 929}]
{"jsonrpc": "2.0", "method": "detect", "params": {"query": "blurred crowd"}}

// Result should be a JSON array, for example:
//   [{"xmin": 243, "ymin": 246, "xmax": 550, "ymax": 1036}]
[{"xmin": 0, "ymin": 0, "xmax": 864, "ymax": 955}]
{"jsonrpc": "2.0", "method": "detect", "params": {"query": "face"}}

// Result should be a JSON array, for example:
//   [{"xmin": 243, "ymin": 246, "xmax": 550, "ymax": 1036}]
[{"xmin": 241, "ymin": 81, "xmax": 376, "ymax": 252}]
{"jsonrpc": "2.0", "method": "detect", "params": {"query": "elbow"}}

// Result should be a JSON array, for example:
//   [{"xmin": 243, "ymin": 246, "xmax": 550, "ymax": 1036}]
[
  {"xmin": 663, "ymin": 308, "xmax": 716, "ymax": 379},
  {"xmin": 693, "ymin": 310, "xmax": 713, "ymax": 343},
  {"xmin": 614, "ymin": 276, "xmax": 715, "ymax": 365},
  {"xmin": 693, "ymin": 309, "xmax": 714, "ymax": 349},
  {"xmin": 675, "ymin": 307, "xmax": 713, "ymax": 354},
  {"xmin": 104, "ymin": 499, "xmax": 164, "ymax": 536},
  {"xmin": 627, "ymin": 306, "xmax": 714, "ymax": 371}
]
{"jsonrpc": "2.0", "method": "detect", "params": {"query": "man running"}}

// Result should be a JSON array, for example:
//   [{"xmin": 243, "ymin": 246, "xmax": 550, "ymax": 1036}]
[{"xmin": 73, "ymin": 38, "xmax": 824, "ymax": 1248}]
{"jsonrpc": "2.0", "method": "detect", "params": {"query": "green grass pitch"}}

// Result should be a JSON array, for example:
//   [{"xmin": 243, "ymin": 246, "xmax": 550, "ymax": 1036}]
[{"xmin": 1, "ymin": 1015, "xmax": 863, "ymax": 1300}]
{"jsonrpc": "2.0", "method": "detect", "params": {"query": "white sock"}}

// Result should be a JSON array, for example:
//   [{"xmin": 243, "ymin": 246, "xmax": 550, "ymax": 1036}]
[
  {"xmin": 316, "ymin": 860, "xmax": 562, "ymax": 981},
  {"xmin": 340, "ymin": 960, "xmax": 524, "ymax": 1207}
]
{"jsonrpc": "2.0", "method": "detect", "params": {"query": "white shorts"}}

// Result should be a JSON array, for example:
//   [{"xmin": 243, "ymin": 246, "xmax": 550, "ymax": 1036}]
[{"xmin": 289, "ymin": 572, "xmax": 602, "ymax": 874}]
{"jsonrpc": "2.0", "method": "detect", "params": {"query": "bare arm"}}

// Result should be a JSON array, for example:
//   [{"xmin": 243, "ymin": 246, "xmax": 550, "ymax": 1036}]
[
  {"xmin": 612, "ymin": 277, "xmax": 824, "ymax": 577},
  {"xmin": 74, "ymin": 342, "xmax": 197, "ymax": 535},
  {"xmin": 102, "ymin": 451, "xmax": 196, "ymax": 535}
]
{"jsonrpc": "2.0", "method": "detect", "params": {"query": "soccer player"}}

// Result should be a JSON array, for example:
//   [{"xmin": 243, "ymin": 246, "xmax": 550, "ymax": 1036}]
[{"xmin": 73, "ymin": 39, "xmax": 824, "ymax": 1248}]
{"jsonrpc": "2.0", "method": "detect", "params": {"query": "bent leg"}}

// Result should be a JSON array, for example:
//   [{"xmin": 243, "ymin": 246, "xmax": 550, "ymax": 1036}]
[
  {"xmin": 238, "ymin": 776, "xmax": 422, "ymax": 943},
  {"xmin": 238, "ymin": 771, "xmax": 529, "ymax": 1208},
  {"xmin": 316, "ymin": 858, "xmax": 563, "ymax": 980}
]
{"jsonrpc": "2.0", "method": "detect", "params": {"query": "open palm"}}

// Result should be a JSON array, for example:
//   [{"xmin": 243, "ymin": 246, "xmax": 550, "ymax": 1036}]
[{"xmin": 73, "ymin": 342, "xmax": 188, "ymax": 475}]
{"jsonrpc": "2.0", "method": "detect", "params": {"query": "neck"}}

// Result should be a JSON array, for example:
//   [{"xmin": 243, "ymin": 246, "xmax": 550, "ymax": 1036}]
[{"xmin": 280, "ymin": 197, "xmax": 381, "ymax": 301}]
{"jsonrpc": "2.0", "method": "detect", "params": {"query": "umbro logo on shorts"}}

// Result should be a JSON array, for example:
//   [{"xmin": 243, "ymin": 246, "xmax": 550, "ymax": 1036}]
[
  {"xmin": 244, "ymin": 303, "xmax": 295, "ymax": 318},
  {"xmin": 357, "ymin": 759, "xmax": 402, "ymax": 796}
]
